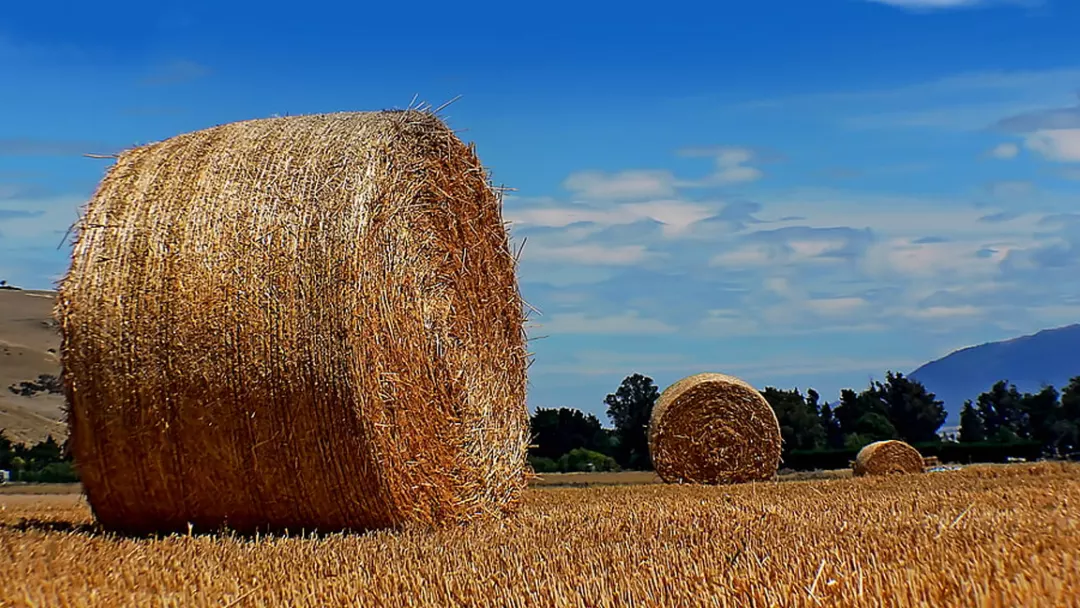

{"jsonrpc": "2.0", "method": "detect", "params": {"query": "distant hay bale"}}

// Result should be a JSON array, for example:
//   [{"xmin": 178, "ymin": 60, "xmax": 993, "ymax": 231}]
[
  {"xmin": 55, "ymin": 109, "xmax": 530, "ymax": 535},
  {"xmin": 648, "ymin": 372, "xmax": 782, "ymax": 484},
  {"xmin": 853, "ymin": 440, "xmax": 924, "ymax": 477}
]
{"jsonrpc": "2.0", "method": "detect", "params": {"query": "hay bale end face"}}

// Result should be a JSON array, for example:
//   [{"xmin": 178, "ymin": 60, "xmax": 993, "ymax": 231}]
[
  {"xmin": 56, "ymin": 110, "xmax": 530, "ymax": 535},
  {"xmin": 853, "ymin": 440, "xmax": 924, "ymax": 477},
  {"xmin": 648, "ymin": 372, "xmax": 782, "ymax": 484}
]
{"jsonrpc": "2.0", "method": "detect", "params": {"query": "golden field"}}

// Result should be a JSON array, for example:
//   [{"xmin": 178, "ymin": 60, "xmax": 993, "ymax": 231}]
[{"xmin": 1, "ymin": 463, "xmax": 1078, "ymax": 607}]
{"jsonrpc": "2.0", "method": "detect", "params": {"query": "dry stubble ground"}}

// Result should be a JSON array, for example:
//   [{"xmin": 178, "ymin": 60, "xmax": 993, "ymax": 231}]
[{"xmin": 0, "ymin": 463, "xmax": 1078, "ymax": 607}]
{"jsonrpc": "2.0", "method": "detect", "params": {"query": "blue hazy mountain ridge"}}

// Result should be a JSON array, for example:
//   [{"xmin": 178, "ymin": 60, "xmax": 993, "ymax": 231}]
[{"xmin": 909, "ymin": 325, "xmax": 1080, "ymax": 426}]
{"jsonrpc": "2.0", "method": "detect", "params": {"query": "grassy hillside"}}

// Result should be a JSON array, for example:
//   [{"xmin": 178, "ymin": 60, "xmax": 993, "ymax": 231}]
[{"xmin": 0, "ymin": 288, "xmax": 65, "ymax": 445}]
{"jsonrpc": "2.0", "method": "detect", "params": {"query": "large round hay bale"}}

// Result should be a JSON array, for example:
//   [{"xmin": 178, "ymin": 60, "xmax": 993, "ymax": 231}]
[
  {"xmin": 853, "ymin": 440, "xmax": 924, "ymax": 477},
  {"xmin": 648, "ymin": 372, "xmax": 781, "ymax": 484},
  {"xmin": 55, "ymin": 110, "xmax": 530, "ymax": 535}
]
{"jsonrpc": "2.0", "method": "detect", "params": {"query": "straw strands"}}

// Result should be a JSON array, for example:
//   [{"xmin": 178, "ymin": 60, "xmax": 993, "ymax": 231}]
[
  {"xmin": 55, "ymin": 109, "xmax": 531, "ymax": 535},
  {"xmin": 853, "ymin": 440, "xmax": 925, "ymax": 477},
  {"xmin": 648, "ymin": 372, "xmax": 782, "ymax": 484}
]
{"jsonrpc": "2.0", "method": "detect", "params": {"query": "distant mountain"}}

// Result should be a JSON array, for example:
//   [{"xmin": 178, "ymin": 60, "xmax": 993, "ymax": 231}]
[{"xmin": 909, "ymin": 324, "xmax": 1080, "ymax": 426}]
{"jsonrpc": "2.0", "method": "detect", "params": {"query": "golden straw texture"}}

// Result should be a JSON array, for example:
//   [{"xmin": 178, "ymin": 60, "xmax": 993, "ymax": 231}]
[
  {"xmin": 55, "ymin": 110, "xmax": 530, "ymax": 535},
  {"xmin": 853, "ymin": 440, "xmax": 924, "ymax": 477},
  {"xmin": 648, "ymin": 373, "xmax": 782, "ymax": 484}
]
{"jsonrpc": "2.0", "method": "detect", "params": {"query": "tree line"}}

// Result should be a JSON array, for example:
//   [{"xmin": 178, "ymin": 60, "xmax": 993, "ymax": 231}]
[
  {"xmin": 529, "ymin": 372, "xmax": 1080, "ymax": 473},
  {"xmin": 0, "ymin": 432, "xmax": 78, "ymax": 483}
]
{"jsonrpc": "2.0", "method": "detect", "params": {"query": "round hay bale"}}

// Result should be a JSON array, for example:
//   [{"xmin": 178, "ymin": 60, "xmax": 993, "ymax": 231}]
[
  {"xmin": 55, "ymin": 109, "xmax": 530, "ymax": 535},
  {"xmin": 648, "ymin": 372, "xmax": 782, "ymax": 484},
  {"xmin": 853, "ymin": 440, "xmax": 924, "ymax": 477}
]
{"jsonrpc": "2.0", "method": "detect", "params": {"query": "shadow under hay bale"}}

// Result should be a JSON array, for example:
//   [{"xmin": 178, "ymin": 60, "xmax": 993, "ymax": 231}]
[
  {"xmin": 648, "ymin": 372, "xmax": 782, "ymax": 484},
  {"xmin": 55, "ymin": 109, "xmax": 530, "ymax": 536},
  {"xmin": 852, "ymin": 440, "xmax": 924, "ymax": 477}
]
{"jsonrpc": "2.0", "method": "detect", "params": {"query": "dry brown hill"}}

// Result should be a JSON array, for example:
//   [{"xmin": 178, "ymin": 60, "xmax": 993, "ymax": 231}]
[{"xmin": 0, "ymin": 288, "xmax": 66, "ymax": 445}]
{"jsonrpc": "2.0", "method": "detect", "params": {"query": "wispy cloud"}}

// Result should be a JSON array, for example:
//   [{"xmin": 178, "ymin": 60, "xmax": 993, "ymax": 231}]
[
  {"xmin": 678, "ymin": 146, "xmax": 768, "ymax": 186},
  {"xmin": 995, "ymin": 100, "xmax": 1080, "ymax": 132},
  {"xmin": 0, "ymin": 194, "xmax": 83, "ymax": 242},
  {"xmin": 562, "ymin": 170, "xmax": 675, "ymax": 200},
  {"xmin": 865, "ymin": 0, "xmax": 1041, "ymax": 11},
  {"xmin": 1025, "ymin": 129, "xmax": 1080, "ymax": 162},
  {"xmin": 987, "ymin": 142, "xmax": 1020, "ymax": 159},
  {"xmin": 533, "ymin": 311, "xmax": 677, "ymax": 336},
  {"xmin": 538, "ymin": 351, "xmax": 922, "ymax": 379},
  {"xmin": 0, "ymin": 138, "xmax": 115, "ymax": 157},
  {"xmin": 506, "ymin": 196, "xmax": 716, "ymax": 237},
  {"xmin": 726, "ymin": 66, "xmax": 1078, "ymax": 134},
  {"xmin": 141, "ymin": 59, "xmax": 211, "ymax": 86},
  {"xmin": 0, "ymin": 209, "xmax": 44, "ymax": 221},
  {"xmin": 120, "ymin": 106, "xmax": 189, "ymax": 117},
  {"xmin": 732, "ymin": 67, "xmax": 1080, "ymax": 111},
  {"xmin": 984, "ymin": 180, "xmax": 1035, "ymax": 197},
  {"xmin": 522, "ymin": 243, "xmax": 657, "ymax": 266}
]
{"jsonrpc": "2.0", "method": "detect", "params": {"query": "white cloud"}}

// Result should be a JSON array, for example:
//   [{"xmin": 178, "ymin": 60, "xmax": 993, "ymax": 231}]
[
  {"xmin": 988, "ymin": 142, "xmax": 1020, "ymax": 159},
  {"xmin": 534, "ymin": 311, "xmax": 677, "ymax": 336},
  {"xmin": 730, "ymin": 67, "xmax": 1080, "ymax": 112},
  {"xmin": 0, "ymin": 194, "xmax": 83, "ymax": 242},
  {"xmin": 763, "ymin": 277, "xmax": 796, "ymax": 297},
  {"xmin": 846, "ymin": 102, "xmax": 1050, "ymax": 131},
  {"xmin": 506, "ymin": 198, "xmax": 715, "ymax": 237},
  {"xmin": 865, "ymin": 0, "xmax": 1038, "ymax": 10},
  {"xmin": 804, "ymin": 297, "xmax": 869, "ymax": 317},
  {"xmin": 708, "ymin": 236, "xmax": 853, "ymax": 268},
  {"xmin": 903, "ymin": 305, "xmax": 983, "ymax": 320},
  {"xmin": 562, "ymin": 170, "xmax": 675, "ymax": 200},
  {"xmin": 752, "ymin": 189, "xmax": 1046, "ymax": 239},
  {"xmin": 621, "ymin": 201, "xmax": 716, "ymax": 236},
  {"xmin": 713, "ymin": 165, "xmax": 763, "ymax": 185},
  {"xmin": 521, "ymin": 243, "xmax": 654, "ymax": 266},
  {"xmin": 861, "ymin": 237, "xmax": 1010, "ymax": 280},
  {"xmin": 679, "ymin": 146, "xmax": 765, "ymax": 186},
  {"xmin": 986, "ymin": 180, "xmax": 1034, "ymax": 197},
  {"xmin": 507, "ymin": 205, "xmax": 625, "ymax": 229},
  {"xmin": 1025, "ymin": 129, "xmax": 1080, "ymax": 162},
  {"xmin": 537, "ymin": 350, "xmax": 920, "ymax": 379},
  {"xmin": 709, "ymin": 245, "xmax": 773, "ymax": 267}
]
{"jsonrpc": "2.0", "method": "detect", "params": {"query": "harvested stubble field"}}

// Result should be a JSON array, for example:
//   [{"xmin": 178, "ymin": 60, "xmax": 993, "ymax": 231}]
[{"xmin": 1, "ymin": 463, "xmax": 1078, "ymax": 607}]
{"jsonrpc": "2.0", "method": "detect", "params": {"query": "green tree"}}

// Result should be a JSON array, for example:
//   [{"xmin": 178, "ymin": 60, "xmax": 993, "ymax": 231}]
[
  {"xmin": 605, "ymin": 373, "xmax": 660, "ymax": 470},
  {"xmin": 0, "ymin": 429, "xmax": 12, "ymax": 469},
  {"xmin": 854, "ymin": 411, "xmax": 897, "ymax": 440},
  {"xmin": 866, "ymin": 371, "xmax": 947, "ymax": 444},
  {"xmin": 27, "ymin": 435, "xmax": 64, "ymax": 466},
  {"xmin": 557, "ymin": 448, "xmax": 619, "ymax": 473},
  {"xmin": 976, "ymin": 380, "xmax": 1027, "ymax": 440},
  {"xmin": 10, "ymin": 456, "xmax": 25, "ymax": 481},
  {"xmin": 833, "ymin": 387, "xmax": 895, "ymax": 443},
  {"xmin": 958, "ymin": 400, "xmax": 986, "ymax": 443},
  {"xmin": 528, "ymin": 457, "xmax": 559, "ymax": 473},
  {"xmin": 529, "ymin": 407, "xmax": 611, "ymax": 460},
  {"xmin": 844, "ymin": 433, "xmax": 874, "ymax": 450},
  {"xmin": 818, "ymin": 402, "xmax": 844, "ymax": 449},
  {"xmin": 1021, "ymin": 385, "xmax": 1063, "ymax": 452},
  {"xmin": 1055, "ymin": 376, "xmax": 1080, "ymax": 453},
  {"xmin": 1063, "ymin": 377, "xmax": 1080, "ymax": 422},
  {"xmin": 760, "ymin": 387, "xmax": 825, "ymax": 455}
]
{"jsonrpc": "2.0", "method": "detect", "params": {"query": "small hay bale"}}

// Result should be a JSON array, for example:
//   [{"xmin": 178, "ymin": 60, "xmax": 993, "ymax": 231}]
[
  {"xmin": 55, "ymin": 109, "xmax": 530, "ymax": 535},
  {"xmin": 648, "ymin": 372, "xmax": 782, "ymax": 484},
  {"xmin": 853, "ymin": 440, "xmax": 924, "ymax": 477}
]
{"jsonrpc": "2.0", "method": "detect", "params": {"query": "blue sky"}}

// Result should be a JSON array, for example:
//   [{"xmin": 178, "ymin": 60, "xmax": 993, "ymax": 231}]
[{"xmin": 2, "ymin": 0, "xmax": 1080, "ymax": 424}]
